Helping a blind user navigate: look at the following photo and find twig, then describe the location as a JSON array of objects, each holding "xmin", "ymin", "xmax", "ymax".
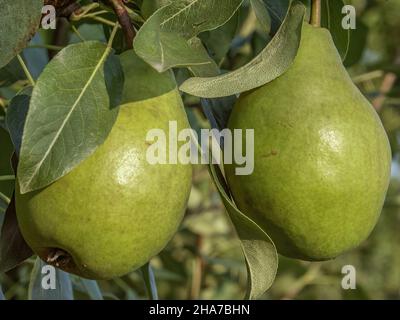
[
  {"xmin": 49, "ymin": 17, "xmax": 70, "ymax": 59},
  {"xmin": 311, "ymin": 0, "xmax": 321, "ymax": 27},
  {"xmin": 0, "ymin": 175, "xmax": 15, "ymax": 181},
  {"xmin": 108, "ymin": 0, "xmax": 136, "ymax": 48},
  {"xmin": 43, "ymin": 0, "xmax": 81, "ymax": 18},
  {"xmin": 17, "ymin": 55, "xmax": 35, "ymax": 86}
]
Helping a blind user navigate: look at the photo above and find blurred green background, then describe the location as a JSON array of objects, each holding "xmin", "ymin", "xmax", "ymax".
[{"xmin": 1, "ymin": 0, "xmax": 400, "ymax": 299}]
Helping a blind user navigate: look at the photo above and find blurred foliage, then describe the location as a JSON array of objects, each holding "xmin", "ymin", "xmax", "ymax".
[{"xmin": 1, "ymin": 0, "xmax": 400, "ymax": 300}]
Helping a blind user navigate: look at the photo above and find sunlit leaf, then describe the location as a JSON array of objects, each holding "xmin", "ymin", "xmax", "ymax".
[
  {"xmin": 208, "ymin": 161, "xmax": 278, "ymax": 299},
  {"xmin": 134, "ymin": 0, "xmax": 244, "ymax": 72},
  {"xmin": 17, "ymin": 41, "xmax": 124, "ymax": 194},
  {"xmin": 180, "ymin": 1, "xmax": 306, "ymax": 98}
]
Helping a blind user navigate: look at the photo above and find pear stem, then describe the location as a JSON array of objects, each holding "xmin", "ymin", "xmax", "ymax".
[{"xmin": 311, "ymin": 0, "xmax": 321, "ymax": 27}]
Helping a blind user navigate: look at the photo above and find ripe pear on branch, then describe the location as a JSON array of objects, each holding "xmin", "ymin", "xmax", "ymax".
[{"xmin": 225, "ymin": 23, "xmax": 391, "ymax": 261}]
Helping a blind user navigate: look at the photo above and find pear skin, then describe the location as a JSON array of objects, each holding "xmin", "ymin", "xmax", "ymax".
[
  {"xmin": 225, "ymin": 23, "xmax": 391, "ymax": 261},
  {"xmin": 15, "ymin": 89, "xmax": 192, "ymax": 279}
]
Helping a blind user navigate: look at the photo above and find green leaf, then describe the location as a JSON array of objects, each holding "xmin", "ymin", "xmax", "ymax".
[
  {"xmin": 250, "ymin": 0, "xmax": 273, "ymax": 33},
  {"xmin": 186, "ymin": 37, "xmax": 220, "ymax": 77},
  {"xmin": 0, "ymin": 57, "xmax": 25, "ymax": 87},
  {"xmin": 201, "ymin": 96, "xmax": 236, "ymax": 131},
  {"xmin": 141, "ymin": 263, "xmax": 159, "ymax": 300},
  {"xmin": 0, "ymin": 0, "xmax": 43, "ymax": 68},
  {"xmin": 17, "ymin": 41, "xmax": 124, "ymax": 194},
  {"xmin": 119, "ymin": 50, "xmax": 176, "ymax": 104},
  {"xmin": 200, "ymin": 12, "xmax": 239, "ymax": 65},
  {"xmin": 180, "ymin": 1, "xmax": 306, "ymax": 98},
  {"xmin": 344, "ymin": 20, "xmax": 368, "ymax": 67},
  {"xmin": 0, "ymin": 191, "xmax": 33, "ymax": 273},
  {"xmin": 6, "ymin": 86, "xmax": 32, "ymax": 155},
  {"xmin": 79, "ymin": 278, "xmax": 103, "ymax": 300},
  {"xmin": 321, "ymin": 0, "xmax": 350, "ymax": 61},
  {"xmin": 252, "ymin": 0, "xmax": 290, "ymax": 35},
  {"xmin": 0, "ymin": 127, "xmax": 14, "ymax": 198},
  {"xmin": 208, "ymin": 161, "xmax": 278, "ymax": 299},
  {"xmin": 134, "ymin": 0, "xmax": 244, "ymax": 72},
  {"xmin": 29, "ymin": 258, "xmax": 74, "ymax": 300},
  {"xmin": 141, "ymin": 0, "xmax": 173, "ymax": 19}
]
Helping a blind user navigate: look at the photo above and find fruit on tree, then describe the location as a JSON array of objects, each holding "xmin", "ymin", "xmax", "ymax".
[
  {"xmin": 224, "ymin": 23, "xmax": 392, "ymax": 261},
  {"xmin": 15, "ymin": 89, "xmax": 192, "ymax": 279}
]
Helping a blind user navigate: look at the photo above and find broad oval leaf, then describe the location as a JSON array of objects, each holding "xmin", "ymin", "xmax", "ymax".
[
  {"xmin": 321, "ymin": 0, "xmax": 350, "ymax": 61},
  {"xmin": 208, "ymin": 161, "xmax": 278, "ymax": 299},
  {"xmin": 29, "ymin": 258, "xmax": 74, "ymax": 300},
  {"xmin": 18, "ymin": 41, "xmax": 124, "ymax": 194},
  {"xmin": 134, "ymin": 0, "xmax": 244, "ymax": 72},
  {"xmin": 0, "ymin": 0, "xmax": 43, "ymax": 68},
  {"xmin": 179, "ymin": 1, "xmax": 306, "ymax": 98}
]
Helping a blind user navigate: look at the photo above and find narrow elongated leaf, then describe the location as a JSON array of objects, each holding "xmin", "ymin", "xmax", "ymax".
[
  {"xmin": 321, "ymin": 0, "xmax": 350, "ymax": 61},
  {"xmin": 141, "ymin": 263, "xmax": 158, "ymax": 300},
  {"xmin": 18, "ymin": 41, "xmax": 124, "ymax": 194},
  {"xmin": 208, "ymin": 160, "xmax": 278, "ymax": 299},
  {"xmin": 0, "ymin": 191, "xmax": 33, "ymax": 272},
  {"xmin": 29, "ymin": 258, "xmax": 73, "ymax": 300},
  {"xmin": 0, "ymin": 284, "xmax": 5, "ymax": 300},
  {"xmin": 134, "ymin": 0, "xmax": 244, "ymax": 72},
  {"xmin": 0, "ymin": 0, "xmax": 43, "ymax": 68},
  {"xmin": 79, "ymin": 278, "xmax": 103, "ymax": 300},
  {"xmin": 265, "ymin": 0, "xmax": 291, "ymax": 34},
  {"xmin": 251, "ymin": 0, "xmax": 272, "ymax": 33},
  {"xmin": 6, "ymin": 87, "xmax": 32, "ymax": 155},
  {"xmin": 180, "ymin": 1, "xmax": 306, "ymax": 98}
]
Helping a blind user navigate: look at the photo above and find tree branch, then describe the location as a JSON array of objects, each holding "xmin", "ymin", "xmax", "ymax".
[
  {"xmin": 44, "ymin": 0, "xmax": 81, "ymax": 18},
  {"xmin": 107, "ymin": 0, "xmax": 136, "ymax": 48}
]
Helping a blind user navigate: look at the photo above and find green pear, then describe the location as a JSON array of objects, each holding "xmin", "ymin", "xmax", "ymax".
[
  {"xmin": 15, "ymin": 88, "xmax": 192, "ymax": 279},
  {"xmin": 224, "ymin": 23, "xmax": 391, "ymax": 261}
]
